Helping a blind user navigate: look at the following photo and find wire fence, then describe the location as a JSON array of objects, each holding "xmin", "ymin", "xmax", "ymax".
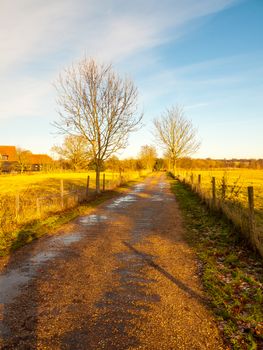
[
  {"xmin": 0, "ymin": 171, "xmax": 140, "ymax": 237},
  {"xmin": 174, "ymin": 170, "xmax": 263, "ymax": 258}
]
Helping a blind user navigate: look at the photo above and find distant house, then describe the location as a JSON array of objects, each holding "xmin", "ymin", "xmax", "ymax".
[
  {"xmin": 29, "ymin": 154, "xmax": 53, "ymax": 171},
  {"xmin": 0, "ymin": 146, "xmax": 17, "ymax": 162},
  {"xmin": 0, "ymin": 146, "xmax": 18, "ymax": 172},
  {"xmin": 0, "ymin": 146, "xmax": 53, "ymax": 172}
]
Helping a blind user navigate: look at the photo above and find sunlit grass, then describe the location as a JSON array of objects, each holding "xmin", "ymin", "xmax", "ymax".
[
  {"xmin": 175, "ymin": 169, "xmax": 263, "ymax": 258},
  {"xmin": 0, "ymin": 170, "xmax": 147, "ymax": 253},
  {"xmin": 0, "ymin": 171, "xmax": 138, "ymax": 196},
  {"xmin": 176, "ymin": 169, "xmax": 263, "ymax": 211}
]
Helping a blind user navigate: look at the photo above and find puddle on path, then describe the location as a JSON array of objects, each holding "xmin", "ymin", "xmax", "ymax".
[
  {"xmin": 50, "ymin": 233, "xmax": 83, "ymax": 246},
  {"xmin": 106, "ymin": 195, "xmax": 137, "ymax": 210},
  {"xmin": 78, "ymin": 214, "xmax": 108, "ymax": 225},
  {"xmin": 0, "ymin": 210, "xmax": 112, "ymax": 306},
  {"xmin": 0, "ymin": 232, "xmax": 84, "ymax": 305},
  {"xmin": 0, "ymin": 270, "xmax": 31, "ymax": 304},
  {"xmin": 29, "ymin": 251, "xmax": 58, "ymax": 265},
  {"xmin": 132, "ymin": 183, "xmax": 145, "ymax": 193},
  {"xmin": 106, "ymin": 182, "xmax": 146, "ymax": 210},
  {"xmin": 151, "ymin": 194, "xmax": 163, "ymax": 202}
]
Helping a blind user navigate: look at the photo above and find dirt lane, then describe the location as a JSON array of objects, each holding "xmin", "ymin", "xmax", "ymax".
[{"xmin": 0, "ymin": 173, "xmax": 224, "ymax": 349}]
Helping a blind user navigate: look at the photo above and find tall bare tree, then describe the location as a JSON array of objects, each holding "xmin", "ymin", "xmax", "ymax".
[
  {"xmin": 54, "ymin": 57, "xmax": 142, "ymax": 193},
  {"xmin": 153, "ymin": 106, "xmax": 200, "ymax": 172}
]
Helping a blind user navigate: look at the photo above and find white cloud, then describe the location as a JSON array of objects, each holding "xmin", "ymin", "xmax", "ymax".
[{"xmin": 0, "ymin": 0, "xmax": 238, "ymax": 122}]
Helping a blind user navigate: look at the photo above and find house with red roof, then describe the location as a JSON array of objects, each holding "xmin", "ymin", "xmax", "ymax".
[{"xmin": 0, "ymin": 146, "xmax": 53, "ymax": 172}]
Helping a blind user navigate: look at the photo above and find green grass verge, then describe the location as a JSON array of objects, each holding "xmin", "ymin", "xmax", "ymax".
[
  {"xmin": 0, "ymin": 181, "xmax": 138, "ymax": 256},
  {"xmin": 170, "ymin": 178, "xmax": 263, "ymax": 350}
]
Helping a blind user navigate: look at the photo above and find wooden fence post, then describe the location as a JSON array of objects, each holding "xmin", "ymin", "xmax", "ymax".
[
  {"xmin": 86, "ymin": 175, "xmax": 90, "ymax": 199},
  {"xmin": 15, "ymin": 194, "xmax": 20, "ymax": 218},
  {"xmin": 212, "ymin": 177, "xmax": 216, "ymax": 207},
  {"xmin": 103, "ymin": 173, "xmax": 106, "ymax": 191},
  {"xmin": 60, "ymin": 179, "xmax": 64, "ymax": 208},
  {"xmin": 190, "ymin": 173, "xmax": 194, "ymax": 188},
  {"xmin": 198, "ymin": 174, "xmax": 201, "ymax": 187},
  {"xmin": 248, "ymin": 186, "xmax": 255, "ymax": 241}
]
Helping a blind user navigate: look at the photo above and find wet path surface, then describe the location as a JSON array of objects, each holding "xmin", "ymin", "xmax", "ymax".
[{"xmin": 0, "ymin": 174, "xmax": 224, "ymax": 349}]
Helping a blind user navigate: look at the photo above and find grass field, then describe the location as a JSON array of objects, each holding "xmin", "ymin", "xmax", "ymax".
[
  {"xmin": 176, "ymin": 169, "xmax": 263, "ymax": 212},
  {"xmin": 0, "ymin": 170, "xmax": 146, "ymax": 252},
  {"xmin": 0, "ymin": 170, "xmax": 142, "ymax": 196},
  {"xmin": 175, "ymin": 168, "xmax": 263, "ymax": 258}
]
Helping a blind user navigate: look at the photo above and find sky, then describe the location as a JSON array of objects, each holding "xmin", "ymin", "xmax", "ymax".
[{"xmin": 0, "ymin": 0, "xmax": 262, "ymax": 159}]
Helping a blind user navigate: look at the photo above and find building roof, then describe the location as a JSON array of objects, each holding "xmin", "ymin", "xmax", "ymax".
[
  {"xmin": 0, "ymin": 146, "xmax": 17, "ymax": 161},
  {"xmin": 29, "ymin": 154, "xmax": 53, "ymax": 164},
  {"xmin": 0, "ymin": 146, "xmax": 53, "ymax": 164}
]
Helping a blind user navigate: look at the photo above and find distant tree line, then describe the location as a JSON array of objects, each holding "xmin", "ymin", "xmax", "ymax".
[
  {"xmin": 2, "ymin": 142, "xmax": 262, "ymax": 175},
  {"xmin": 175, "ymin": 157, "xmax": 263, "ymax": 169},
  {"xmin": 51, "ymin": 135, "xmax": 263, "ymax": 172}
]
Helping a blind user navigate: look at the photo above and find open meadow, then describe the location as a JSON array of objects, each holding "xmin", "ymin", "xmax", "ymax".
[
  {"xmin": 0, "ymin": 171, "xmax": 140, "ymax": 196},
  {"xmin": 176, "ymin": 168, "xmax": 263, "ymax": 212},
  {"xmin": 0, "ymin": 170, "xmax": 145, "ymax": 251},
  {"xmin": 176, "ymin": 168, "xmax": 263, "ymax": 257}
]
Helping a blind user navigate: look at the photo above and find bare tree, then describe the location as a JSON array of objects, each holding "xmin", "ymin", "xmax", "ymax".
[
  {"xmin": 16, "ymin": 148, "xmax": 31, "ymax": 173},
  {"xmin": 153, "ymin": 106, "xmax": 200, "ymax": 172},
  {"xmin": 139, "ymin": 145, "xmax": 157, "ymax": 171},
  {"xmin": 54, "ymin": 57, "xmax": 142, "ymax": 193},
  {"xmin": 52, "ymin": 135, "xmax": 91, "ymax": 171}
]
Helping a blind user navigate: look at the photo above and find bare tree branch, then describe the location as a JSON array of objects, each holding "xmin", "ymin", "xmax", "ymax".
[
  {"xmin": 54, "ymin": 57, "xmax": 142, "ymax": 193},
  {"xmin": 153, "ymin": 105, "xmax": 200, "ymax": 172}
]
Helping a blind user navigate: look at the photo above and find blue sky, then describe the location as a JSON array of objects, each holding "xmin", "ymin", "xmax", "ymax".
[{"xmin": 0, "ymin": 0, "xmax": 262, "ymax": 159}]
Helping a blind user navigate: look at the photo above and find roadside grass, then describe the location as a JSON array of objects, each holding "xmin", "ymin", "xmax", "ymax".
[
  {"xmin": 0, "ymin": 181, "xmax": 137, "ymax": 257},
  {"xmin": 170, "ymin": 179, "xmax": 263, "ymax": 350}
]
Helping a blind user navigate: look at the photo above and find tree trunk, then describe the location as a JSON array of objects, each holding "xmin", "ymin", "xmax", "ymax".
[{"xmin": 95, "ymin": 164, "xmax": 101, "ymax": 194}]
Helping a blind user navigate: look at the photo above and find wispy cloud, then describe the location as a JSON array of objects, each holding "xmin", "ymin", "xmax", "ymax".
[
  {"xmin": 185, "ymin": 102, "xmax": 209, "ymax": 110},
  {"xmin": 0, "ymin": 0, "xmax": 238, "ymax": 122},
  {"xmin": 137, "ymin": 51, "xmax": 263, "ymax": 114}
]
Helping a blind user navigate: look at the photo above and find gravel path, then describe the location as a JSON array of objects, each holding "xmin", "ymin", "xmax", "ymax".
[{"xmin": 0, "ymin": 173, "xmax": 224, "ymax": 349}]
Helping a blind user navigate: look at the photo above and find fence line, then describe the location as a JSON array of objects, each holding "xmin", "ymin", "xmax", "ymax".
[
  {"xmin": 174, "ymin": 171, "xmax": 263, "ymax": 258},
  {"xmin": 0, "ymin": 171, "xmax": 142, "ymax": 237}
]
